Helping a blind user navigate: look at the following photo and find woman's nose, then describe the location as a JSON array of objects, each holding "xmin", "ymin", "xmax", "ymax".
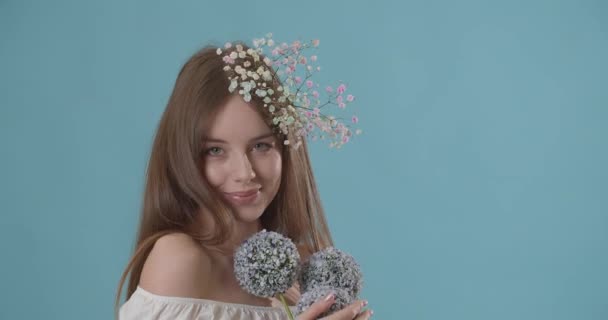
[{"xmin": 231, "ymin": 153, "xmax": 256, "ymax": 182}]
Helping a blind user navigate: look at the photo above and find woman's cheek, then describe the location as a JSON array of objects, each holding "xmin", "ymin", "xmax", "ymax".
[
  {"xmin": 262, "ymin": 151, "xmax": 282, "ymax": 181},
  {"xmin": 204, "ymin": 161, "xmax": 224, "ymax": 187}
]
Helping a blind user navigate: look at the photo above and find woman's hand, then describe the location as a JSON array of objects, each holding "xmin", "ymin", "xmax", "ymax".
[{"xmin": 297, "ymin": 294, "xmax": 373, "ymax": 320}]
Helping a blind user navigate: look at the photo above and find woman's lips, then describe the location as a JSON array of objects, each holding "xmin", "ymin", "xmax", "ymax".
[{"xmin": 223, "ymin": 189, "xmax": 260, "ymax": 205}]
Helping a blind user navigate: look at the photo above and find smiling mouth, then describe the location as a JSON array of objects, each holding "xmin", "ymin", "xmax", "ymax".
[
  {"xmin": 223, "ymin": 189, "xmax": 261, "ymax": 205},
  {"xmin": 225, "ymin": 189, "xmax": 260, "ymax": 197}
]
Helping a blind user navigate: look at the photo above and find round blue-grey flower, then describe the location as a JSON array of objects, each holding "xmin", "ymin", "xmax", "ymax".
[
  {"xmin": 234, "ymin": 230, "xmax": 300, "ymax": 297},
  {"xmin": 299, "ymin": 247, "xmax": 363, "ymax": 298}
]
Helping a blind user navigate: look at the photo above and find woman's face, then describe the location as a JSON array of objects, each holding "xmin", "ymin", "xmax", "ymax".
[{"xmin": 202, "ymin": 95, "xmax": 282, "ymax": 223}]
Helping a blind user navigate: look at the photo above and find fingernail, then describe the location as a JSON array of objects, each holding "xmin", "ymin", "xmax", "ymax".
[{"xmin": 324, "ymin": 293, "xmax": 334, "ymax": 302}]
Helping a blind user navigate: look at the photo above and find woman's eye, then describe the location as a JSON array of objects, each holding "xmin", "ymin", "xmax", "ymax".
[
  {"xmin": 253, "ymin": 142, "xmax": 272, "ymax": 151},
  {"xmin": 206, "ymin": 147, "xmax": 224, "ymax": 156}
]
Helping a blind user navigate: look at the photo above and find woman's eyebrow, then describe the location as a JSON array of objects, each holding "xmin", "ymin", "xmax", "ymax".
[
  {"xmin": 249, "ymin": 133, "xmax": 275, "ymax": 142},
  {"xmin": 203, "ymin": 133, "xmax": 275, "ymax": 144}
]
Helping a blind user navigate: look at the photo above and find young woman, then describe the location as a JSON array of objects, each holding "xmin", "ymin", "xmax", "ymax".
[{"xmin": 115, "ymin": 39, "xmax": 372, "ymax": 319}]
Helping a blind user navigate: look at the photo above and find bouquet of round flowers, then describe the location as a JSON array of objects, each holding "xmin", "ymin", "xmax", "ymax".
[
  {"xmin": 234, "ymin": 230, "xmax": 364, "ymax": 319},
  {"xmin": 234, "ymin": 230, "xmax": 300, "ymax": 319}
]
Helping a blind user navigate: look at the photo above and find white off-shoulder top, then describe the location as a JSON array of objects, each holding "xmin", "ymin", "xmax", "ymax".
[{"xmin": 119, "ymin": 286, "xmax": 295, "ymax": 320}]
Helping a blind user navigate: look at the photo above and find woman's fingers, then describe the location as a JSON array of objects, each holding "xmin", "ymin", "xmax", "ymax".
[
  {"xmin": 282, "ymin": 285, "xmax": 301, "ymax": 305},
  {"xmin": 323, "ymin": 300, "xmax": 369, "ymax": 320},
  {"xmin": 354, "ymin": 309, "xmax": 373, "ymax": 320},
  {"xmin": 297, "ymin": 295, "xmax": 373, "ymax": 320},
  {"xmin": 297, "ymin": 293, "xmax": 335, "ymax": 320}
]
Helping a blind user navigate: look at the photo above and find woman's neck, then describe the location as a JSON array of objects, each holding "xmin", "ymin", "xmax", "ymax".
[
  {"xmin": 193, "ymin": 212, "xmax": 263, "ymax": 254},
  {"xmin": 219, "ymin": 218, "xmax": 262, "ymax": 253}
]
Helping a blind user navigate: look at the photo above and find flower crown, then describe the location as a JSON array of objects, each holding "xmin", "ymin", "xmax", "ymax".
[{"xmin": 216, "ymin": 33, "xmax": 361, "ymax": 149}]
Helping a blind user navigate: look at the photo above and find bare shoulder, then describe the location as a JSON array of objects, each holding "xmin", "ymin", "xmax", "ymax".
[{"xmin": 139, "ymin": 232, "xmax": 213, "ymax": 298}]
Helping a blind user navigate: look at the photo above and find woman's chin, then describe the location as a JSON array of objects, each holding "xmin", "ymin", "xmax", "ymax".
[{"xmin": 233, "ymin": 208, "xmax": 265, "ymax": 223}]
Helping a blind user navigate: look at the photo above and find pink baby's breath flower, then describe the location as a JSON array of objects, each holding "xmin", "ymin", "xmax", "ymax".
[
  {"xmin": 326, "ymin": 86, "xmax": 333, "ymax": 93},
  {"xmin": 302, "ymin": 96, "xmax": 310, "ymax": 107},
  {"xmin": 342, "ymin": 136, "xmax": 349, "ymax": 144},
  {"xmin": 347, "ymin": 94, "xmax": 354, "ymax": 102},
  {"xmin": 336, "ymin": 96, "xmax": 343, "ymax": 103},
  {"xmin": 300, "ymin": 56, "xmax": 307, "ymax": 64},
  {"xmin": 295, "ymin": 76, "xmax": 302, "ymax": 84},
  {"xmin": 306, "ymin": 80, "xmax": 313, "ymax": 88},
  {"xmin": 272, "ymin": 48, "xmax": 280, "ymax": 56},
  {"xmin": 312, "ymin": 39, "xmax": 320, "ymax": 47},
  {"xmin": 352, "ymin": 115, "xmax": 359, "ymax": 124},
  {"xmin": 224, "ymin": 42, "xmax": 232, "ymax": 49},
  {"xmin": 339, "ymin": 102, "xmax": 346, "ymax": 109},
  {"xmin": 310, "ymin": 55, "xmax": 317, "ymax": 62},
  {"xmin": 313, "ymin": 108, "xmax": 320, "ymax": 116},
  {"xmin": 337, "ymin": 84, "xmax": 347, "ymax": 94},
  {"xmin": 312, "ymin": 90, "xmax": 319, "ymax": 98},
  {"xmin": 292, "ymin": 41, "xmax": 301, "ymax": 53}
]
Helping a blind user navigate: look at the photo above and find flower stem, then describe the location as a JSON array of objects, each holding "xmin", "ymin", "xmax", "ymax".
[{"xmin": 278, "ymin": 293, "xmax": 295, "ymax": 320}]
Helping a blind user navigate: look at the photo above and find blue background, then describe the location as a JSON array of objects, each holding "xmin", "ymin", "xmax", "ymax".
[{"xmin": 1, "ymin": 0, "xmax": 606, "ymax": 319}]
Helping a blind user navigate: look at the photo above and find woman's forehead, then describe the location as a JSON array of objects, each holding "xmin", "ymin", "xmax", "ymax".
[{"xmin": 205, "ymin": 95, "xmax": 273, "ymax": 142}]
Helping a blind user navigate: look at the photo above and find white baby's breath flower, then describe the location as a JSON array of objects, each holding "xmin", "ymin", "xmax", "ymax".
[
  {"xmin": 255, "ymin": 89, "xmax": 267, "ymax": 97},
  {"xmin": 264, "ymin": 57, "xmax": 272, "ymax": 66},
  {"xmin": 228, "ymin": 80, "xmax": 238, "ymax": 93}
]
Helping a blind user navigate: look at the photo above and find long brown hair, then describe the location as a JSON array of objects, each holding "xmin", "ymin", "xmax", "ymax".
[{"xmin": 115, "ymin": 43, "xmax": 333, "ymax": 313}]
